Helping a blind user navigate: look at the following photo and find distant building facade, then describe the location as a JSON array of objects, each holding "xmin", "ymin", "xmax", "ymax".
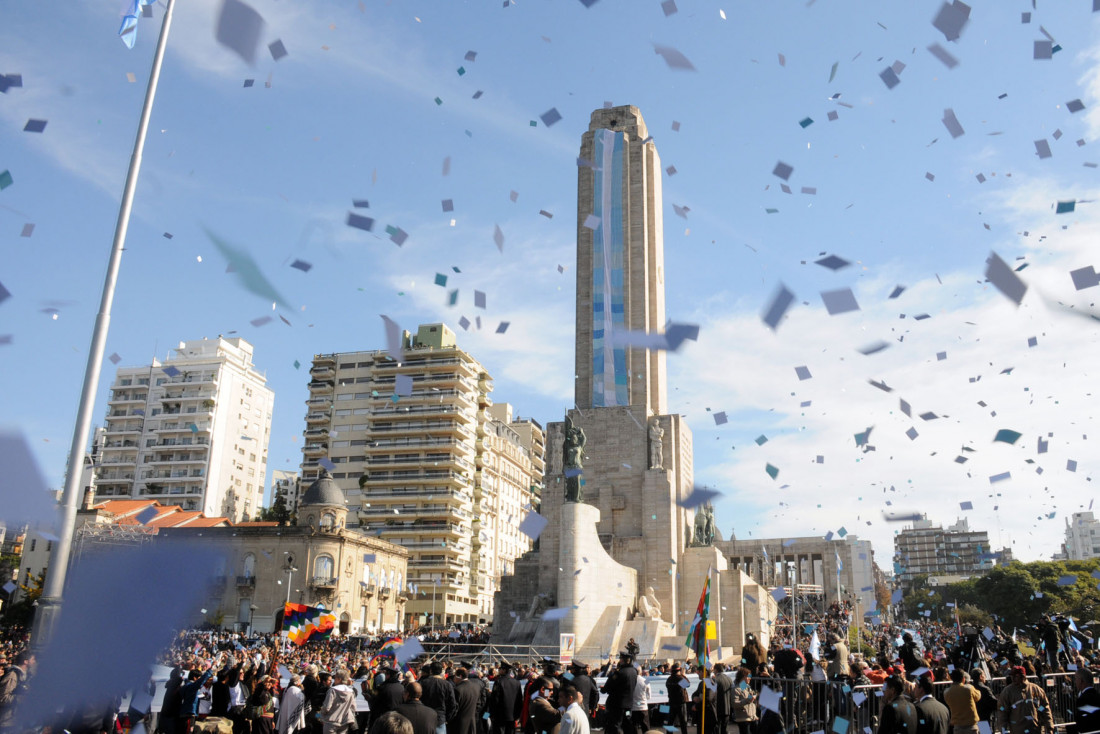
[
  {"xmin": 94, "ymin": 337, "xmax": 274, "ymax": 522},
  {"xmin": 721, "ymin": 534, "xmax": 879, "ymax": 616},
  {"xmin": 893, "ymin": 516, "xmax": 995, "ymax": 591},
  {"xmin": 300, "ymin": 324, "xmax": 544, "ymax": 626},
  {"xmin": 271, "ymin": 470, "xmax": 301, "ymax": 517},
  {"xmin": 1061, "ymin": 511, "xmax": 1100, "ymax": 560}
]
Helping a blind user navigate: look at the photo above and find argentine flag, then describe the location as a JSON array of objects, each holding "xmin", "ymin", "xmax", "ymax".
[{"xmin": 119, "ymin": 0, "xmax": 156, "ymax": 49}]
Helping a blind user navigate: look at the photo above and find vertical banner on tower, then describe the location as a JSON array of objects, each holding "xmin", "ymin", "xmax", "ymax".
[
  {"xmin": 590, "ymin": 128, "xmax": 628, "ymax": 408},
  {"xmin": 559, "ymin": 633, "xmax": 576, "ymax": 665}
]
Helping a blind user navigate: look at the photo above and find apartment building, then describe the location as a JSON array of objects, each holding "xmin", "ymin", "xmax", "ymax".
[
  {"xmin": 300, "ymin": 323, "xmax": 544, "ymax": 625},
  {"xmin": 95, "ymin": 337, "xmax": 273, "ymax": 522}
]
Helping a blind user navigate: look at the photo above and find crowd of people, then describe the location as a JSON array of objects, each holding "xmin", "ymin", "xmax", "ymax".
[{"xmin": 0, "ymin": 613, "xmax": 1098, "ymax": 734}]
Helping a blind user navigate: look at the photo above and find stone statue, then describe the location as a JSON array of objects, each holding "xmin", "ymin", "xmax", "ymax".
[
  {"xmin": 529, "ymin": 592, "xmax": 554, "ymax": 618},
  {"xmin": 637, "ymin": 586, "xmax": 662, "ymax": 620},
  {"xmin": 563, "ymin": 415, "xmax": 586, "ymax": 503},
  {"xmin": 692, "ymin": 503, "xmax": 715, "ymax": 546},
  {"xmin": 221, "ymin": 488, "xmax": 239, "ymax": 523},
  {"xmin": 648, "ymin": 417, "xmax": 664, "ymax": 469}
]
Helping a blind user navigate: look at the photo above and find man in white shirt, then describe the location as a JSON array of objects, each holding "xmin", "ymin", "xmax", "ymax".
[{"xmin": 557, "ymin": 685, "xmax": 590, "ymax": 734}]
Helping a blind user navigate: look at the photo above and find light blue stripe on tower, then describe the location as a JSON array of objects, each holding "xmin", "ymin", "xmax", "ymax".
[{"xmin": 592, "ymin": 129, "xmax": 628, "ymax": 407}]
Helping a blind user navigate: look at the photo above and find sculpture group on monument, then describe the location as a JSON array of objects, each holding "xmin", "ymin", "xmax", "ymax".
[{"xmin": 492, "ymin": 105, "xmax": 777, "ymax": 663}]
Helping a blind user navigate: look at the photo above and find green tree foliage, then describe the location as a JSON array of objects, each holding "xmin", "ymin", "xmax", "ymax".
[{"xmin": 937, "ymin": 559, "xmax": 1100, "ymax": 629}]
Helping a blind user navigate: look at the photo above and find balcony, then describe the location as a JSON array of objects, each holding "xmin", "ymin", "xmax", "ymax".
[
  {"xmin": 310, "ymin": 366, "xmax": 336, "ymax": 380},
  {"xmin": 306, "ymin": 411, "xmax": 330, "ymax": 424},
  {"xmin": 313, "ymin": 353, "xmax": 337, "ymax": 366},
  {"xmin": 304, "ymin": 428, "xmax": 329, "ymax": 438},
  {"xmin": 303, "ymin": 443, "xmax": 328, "ymax": 456},
  {"xmin": 359, "ymin": 583, "xmax": 376, "ymax": 598},
  {"xmin": 379, "ymin": 586, "xmax": 391, "ymax": 598},
  {"xmin": 306, "ymin": 396, "xmax": 332, "ymax": 406},
  {"xmin": 310, "ymin": 576, "xmax": 338, "ymax": 590},
  {"xmin": 308, "ymin": 381, "xmax": 334, "ymax": 393},
  {"xmin": 236, "ymin": 576, "xmax": 256, "ymax": 588}
]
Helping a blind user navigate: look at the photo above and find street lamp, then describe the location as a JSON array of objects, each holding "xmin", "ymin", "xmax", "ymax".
[
  {"xmin": 248, "ymin": 604, "xmax": 258, "ymax": 636},
  {"xmin": 286, "ymin": 566, "xmax": 298, "ymax": 604}
]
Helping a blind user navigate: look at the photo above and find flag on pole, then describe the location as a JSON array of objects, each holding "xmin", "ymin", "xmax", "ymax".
[
  {"xmin": 282, "ymin": 602, "xmax": 337, "ymax": 646},
  {"xmin": 809, "ymin": 629, "xmax": 821, "ymax": 660},
  {"xmin": 685, "ymin": 572, "xmax": 711, "ymax": 668},
  {"xmin": 954, "ymin": 599, "xmax": 962, "ymax": 639},
  {"xmin": 119, "ymin": 0, "xmax": 156, "ymax": 49}
]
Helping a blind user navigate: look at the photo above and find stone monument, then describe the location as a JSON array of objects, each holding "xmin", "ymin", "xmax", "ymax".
[{"xmin": 493, "ymin": 106, "xmax": 775, "ymax": 663}]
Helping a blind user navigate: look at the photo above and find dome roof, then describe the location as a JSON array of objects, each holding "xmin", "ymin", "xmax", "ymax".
[{"xmin": 300, "ymin": 469, "xmax": 346, "ymax": 508}]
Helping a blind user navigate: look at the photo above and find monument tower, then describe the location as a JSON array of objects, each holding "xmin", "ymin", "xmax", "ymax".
[
  {"xmin": 575, "ymin": 106, "xmax": 668, "ymax": 416},
  {"xmin": 493, "ymin": 106, "xmax": 774, "ymax": 660}
]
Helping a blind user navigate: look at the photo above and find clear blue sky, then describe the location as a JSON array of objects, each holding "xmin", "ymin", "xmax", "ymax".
[{"xmin": 3, "ymin": 0, "xmax": 1099, "ymax": 564}]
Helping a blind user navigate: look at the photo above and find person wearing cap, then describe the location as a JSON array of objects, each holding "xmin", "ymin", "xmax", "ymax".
[
  {"xmin": 996, "ymin": 667, "xmax": 1053, "ymax": 734},
  {"xmin": 665, "ymin": 663, "xmax": 689, "ymax": 734},
  {"xmin": 489, "ymin": 663, "xmax": 523, "ymax": 734},
  {"xmin": 601, "ymin": 652, "xmax": 638, "ymax": 734},
  {"xmin": 449, "ymin": 667, "xmax": 481, "ymax": 734},
  {"xmin": 568, "ymin": 663, "xmax": 599, "ymax": 726}
]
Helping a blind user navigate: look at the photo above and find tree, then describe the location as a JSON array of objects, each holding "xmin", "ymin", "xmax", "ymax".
[{"xmin": 1, "ymin": 569, "xmax": 45, "ymax": 628}]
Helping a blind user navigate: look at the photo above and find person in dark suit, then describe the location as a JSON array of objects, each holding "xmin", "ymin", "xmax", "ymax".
[
  {"xmin": 398, "ymin": 682, "xmax": 443, "ymax": 734},
  {"xmin": 568, "ymin": 663, "xmax": 599, "ymax": 727},
  {"xmin": 489, "ymin": 663, "xmax": 524, "ymax": 734},
  {"xmin": 421, "ymin": 662, "xmax": 457, "ymax": 734},
  {"xmin": 691, "ymin": 667, "xmax": 719, "ymax": 734},
  {"xmin": 1072, "ymin": 667, "xmax": 1100, "ymax": 734},
  {"xmin": 878, "ymin": 677, "xmax": 919, "ymax": 734},
  {"xmin": 528, "ymin": 678, "xmax": 562, "ymax": 734},
  {"xmin": 665, "ymin": 663, "xmax": 690, "ymax": 734},
  {"xmin": 712, "ymin": 664, "xmax": 733, "ymax": 734},
  {"xmin": 374, "ymin": 668, "xmax": 407, "ymax": 718},
  {"xmin": 913, "ymin": 677, "xmax": 949, "ymax": 734},
  {"xmin": 467, "ymin": 668, "xmax": 490, "ymax": 734},
  {"xmin": 450, "ymin": 668, "xmax": 481, "ymax": 734},
  {"xmin": 969, "ymin": 669, "xmax": 996, "ymax": 726},
  {"xmin": 600, "ymin": 653, "xmax": 637, "ymax": 734}
]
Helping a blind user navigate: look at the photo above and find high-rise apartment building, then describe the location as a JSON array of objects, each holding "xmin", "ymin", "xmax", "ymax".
[
  {"xmin": 300, "ymin": 323, "xmax": 544, "ymax": 625},
  {"xmin": 893, "ymin": 516, "xmax": 995, "ymax": 591},
  {"xmin": 1062, "ymin": 511, "xmax": 1100, "ymax": 560},
  {"xmin": 95, "ymin": 337, "xmax": 273, "ymax": 522}
]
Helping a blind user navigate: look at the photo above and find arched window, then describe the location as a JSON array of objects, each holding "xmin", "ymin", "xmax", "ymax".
[
  {"xmin": 363, "ymin": 564, "xmax": 372, "ymax": 585},
  {"xmin": 242, "ymin": 553, "xmax": 256, "ymax": 578},
  {"xmin": 396, "ymin": 571, "xmax": 403, "ymax": 592},
  {"xmin": 314, "ymin": 554, "xmax": 334, "ymax": 580},
  {"xmin": 320, "ymin": 512, "xmax": 335, "ymax": 530}
]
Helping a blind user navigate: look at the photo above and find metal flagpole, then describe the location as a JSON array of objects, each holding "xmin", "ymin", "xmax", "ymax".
[{"xmin": 32, "ymin": 0, "xmax": 177, "ymax": 648}]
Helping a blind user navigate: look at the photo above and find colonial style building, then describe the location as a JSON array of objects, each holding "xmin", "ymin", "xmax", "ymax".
[{"xmin": 159, "ymin": 470, "xmax": 409, "ymax": 635}]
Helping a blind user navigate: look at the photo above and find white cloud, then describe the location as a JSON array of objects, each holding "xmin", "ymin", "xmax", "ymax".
[{"xmin": 670, "ymin": 179, "xmax": 1100, "ymax": 563}]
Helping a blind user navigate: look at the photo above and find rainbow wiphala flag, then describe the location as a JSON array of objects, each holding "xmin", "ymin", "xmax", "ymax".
[{"xmin": 283, "ymin": 602, "xmax": 337, "ymax": 646}]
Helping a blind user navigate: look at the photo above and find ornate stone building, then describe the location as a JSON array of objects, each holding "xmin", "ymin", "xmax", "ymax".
[{"xmin": 159, "ymin": 470, "xmax": 409, "ymax": 635}]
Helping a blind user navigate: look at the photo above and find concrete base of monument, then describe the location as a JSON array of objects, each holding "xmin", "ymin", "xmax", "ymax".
[
  {"xmin": 559, "ymin": 501, "xmax": 638, "ymax": 654},
  {"xmin": 575, "ymin": 604, "xmax": 630, "ymax": 662}
]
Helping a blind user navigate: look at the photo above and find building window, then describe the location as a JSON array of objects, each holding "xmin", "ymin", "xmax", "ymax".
[
  {"xmin": 241, "ymin": 553, "xmax": 256, "ymax": 578},
  {"xmin": 315, "ymin": 555, "xmax": 334, "ymax": 579},
  {"xmin": 29, "ymin": 539, "xmax": 35, "ymax": 552}
]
